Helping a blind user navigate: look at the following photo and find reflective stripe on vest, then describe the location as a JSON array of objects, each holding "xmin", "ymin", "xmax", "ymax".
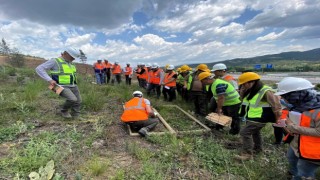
[
  {"xmin": 242, "ymin": 85, "xmax": 272, "ymax": 119},
  {"xmin": 121, "ymin": 97, "xmax": 149, "ymax": 122},
  {"xmin": 50, "ymin": 58, "xmax": 77, "ymax": 85},
  {"xmin": 211, "ymin": 79, "xmax": 241, "ymax": 106},
  {"xmin": 299, "ymin": 109, "xmax": 320, "ymax": 161},
  {"xmin": 163, "ymin": 72, "xmax": 176, "ymax": 87}
]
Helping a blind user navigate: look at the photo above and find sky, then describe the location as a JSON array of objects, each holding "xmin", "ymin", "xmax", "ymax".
[{"xmin": 0, "ymin": 0, "xmax": 319, "ymax": 68}]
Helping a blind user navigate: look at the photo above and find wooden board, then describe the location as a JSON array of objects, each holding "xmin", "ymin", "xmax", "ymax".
[{"xmin": 205, "ymin": 113, "xmax": 232, "ymax": 127}]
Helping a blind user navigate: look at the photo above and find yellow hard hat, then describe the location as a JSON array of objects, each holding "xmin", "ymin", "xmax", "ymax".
[
  {"xmin": 196, "ymin": 64, "xmax": 208, "ymax": 71},
  {"xmin": 205, "ymin": 69, "xmax": 211, "ymax": 73},
  {"xmin": 180, "ymin": 65, "xmax": 189, "ymax": 72},
  {"xmin": 198, "ymin": 72, "xmax": 212, "ymax": 81},
  {"xmin": 238, "ymin": 72, "xmax": 261, "ymax": 85},
  {"xmin": 177, "ymin": 68, "xmax": 181, "ymax": 72}
]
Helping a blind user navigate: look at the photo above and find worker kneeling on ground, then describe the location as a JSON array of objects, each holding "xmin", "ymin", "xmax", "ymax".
[{"xmin": 121, "ymin": 91, "xmax": 159, "ymax": 137}]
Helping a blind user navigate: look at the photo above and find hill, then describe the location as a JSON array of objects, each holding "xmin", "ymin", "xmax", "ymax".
[{"xmin": 187, "ymin": 48, "xmax": 320, "ymax": 69}]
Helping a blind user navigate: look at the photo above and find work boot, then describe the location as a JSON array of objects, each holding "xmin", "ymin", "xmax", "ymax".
[
  {"xmin": 138, "ymin": 127, "xmax": 149, "ymax": 137},
  {"xmin": 61, "ymin": 111, "xmax": 72, "ymax": 119}
]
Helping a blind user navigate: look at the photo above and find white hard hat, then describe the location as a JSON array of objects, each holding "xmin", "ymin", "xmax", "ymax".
[
  {"xmin": 132, "ymin": 90, "xmax": 143, "ymax": 97},
  {"xmin": 167, "ymin": 65, "xmax": 175, "ymax": 70},
  {"xmin": 126, "ymin": 62, "xmax": 130, "ymax": 65},
  {"xmin": 65, "ymin": 47, "xmax": 81, "ymax": 58},
  {"xmin": 146, "ymin": 63, "xmax": 151, "ymax": 67},
  {"xmin": 275, "ymin": 77, "xmax": 315, "ymax": 96},
  {"xmin": 151, "ymin": 63, "xmax": 159, "ymax": 69},
  {"xmin": 211, "ymin": 63, "xmax": 227, "ymax": 72},
  {"xmin": 115, "ymin": 61, "xmax": 119, "ymax": 64},
  {"xmin": 140, "ymin": 63, "xmax": 145, "ymax": 66}
]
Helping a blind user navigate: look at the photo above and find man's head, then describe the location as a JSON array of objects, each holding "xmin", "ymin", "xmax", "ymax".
[
  {"xmin": 211, "ymin": 63, "xmax": 227, "ymax": 77},
  {"xmin": 114, "ymin": 61, "xmax": 119, "ymax": 65},
  {"xmin": 167, "ymin": 65, "xmax": 174, "ymax": 72},
  {"xmin": 104, "ymin": 59, "xmax": 108, "ymax": 62},
  {"xmin": 132, "ymin": 90, "xmax": 143, "ymax": 97},
  {"xmin": 151, "ymin": 63, "xmax": 159, "ymax": 71},
  {"xmin": 97, "ymin": 59, "xmax": 102, "ymax": 63},
  {"xmin": 63, "ymin": 47, "xmax": 81, "ymax": 61},
  {"xmin": 198, "ymin": 72, "xmax": 214, "ymax": 85}
]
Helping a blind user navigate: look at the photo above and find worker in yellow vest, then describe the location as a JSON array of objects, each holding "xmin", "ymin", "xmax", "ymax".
[{"xmin": 121, "ymin": 91, "xmax": 159, "ymax": 137}]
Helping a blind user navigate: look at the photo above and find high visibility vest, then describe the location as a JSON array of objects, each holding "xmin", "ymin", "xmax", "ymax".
[
  {"xmin": 121, "ymin": 97, "xmax": 149, "ymax": 122},
  {"xmin": 148, "ymin": 70, "xmax": 153, "ymax": 83},
  {"xmin": 163, "ymin": 72, "xmax": 176, "ymax": 87},
  {"xmin": 112, "ymin": 65, "xmax": 121, "ymax": 74},
  {"xmin": 186, "ymin": 73, "xmax": 194, "ymax": 90},
  {"xmin": 140, "ymin": 67, "xmax": 148, "ymax": 80},
  {"xmin": 177, "ymin": 74, "xmax": 185, "ymax": 85},
  {"xmin": 211, "ymin": 79, "xmax": 240, "ymax": 106},
  {"xmin": 125, "ymin": 67, "xmax": 132, "ymax": 75},
  {"xmin": 94, "ymin": 62, "xmax": 104, "ymax": 70},
  {"xmin": 50, "ymin": 58, "xmax": 77, "ymax": 85},
  {"xmin": 298, "ymin": 109, "xmax": 320, "ymax": 161},
  {"xmin": 104, "ymin": 62, "xmax": 112, "ymax": 69},
  {"xmin": 240, "ymin": 85, "xmax": 276, "ymax": 123},
  {"xmin": 150, "ymin": 69, "xmax": 162, "ymax": 85}
]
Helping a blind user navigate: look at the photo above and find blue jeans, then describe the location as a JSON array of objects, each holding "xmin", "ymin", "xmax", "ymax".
[
  {"xmin": 95, "ymin": 73, "xmax": 105, "ymax": 84},
  {"xmin": 287, "ymin": 147, "xmax": 319, "ymax": 179}
]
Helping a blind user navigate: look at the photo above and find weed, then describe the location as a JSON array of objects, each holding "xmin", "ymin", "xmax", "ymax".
[
  {"xmin": 126, "ymin": 142, "xmax": 155, "ymax": 162},
  {"xmin": 135, "ymin": 161, "xmax": 164, "ymax": 180},
  {"xmin": 87, "ymin": 157, "xmax": 109, "ymax": 176},
  {"xmin": 110, "ymin": 169, "xmax": 125, "ymax": 180}
]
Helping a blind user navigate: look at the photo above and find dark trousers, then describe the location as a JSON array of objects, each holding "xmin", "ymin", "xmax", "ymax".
[
  {"xmin": 162, "ymin": 86, "xmax": 176, "ymax": 101},
  {"xmin": 189, "ymin": 91, "xmax": 207, "ymax": 116},
  {"xmin": 223, "ymin": 103, "xmax": 241, "ymax": 134},
  {"xmin": 273, "ymin": 126, "xmax": 285, "ymax": 144},
  {"xmin": 111, "ymin": 74, "xmax": 121, "ymax": 84},
  {"xmin": 139, "ymin": 79, "xmax": 147, "ymax": 89},
  {"xmin": 147, "ymin": 83, "xmax": 161, "ymax": 98},
  {"xmin": 240, "ymin": 121, "xmax": 266, "ymax": 154},
  {"xmin": 125, "ymin": 75, "xmax": 132, "ymax": 85},
  {"xmin": 105, "ymin": 69, "xmax": 111, "ymax": 83},
  {"xmin": 176, "ymin": 84, "xmax": 183, "ymax": 96},
  {"xmin": 128, "ymin": 118, "xmax": 159, "ymax": 131}
]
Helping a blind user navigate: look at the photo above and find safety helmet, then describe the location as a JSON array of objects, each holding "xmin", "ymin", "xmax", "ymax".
[
  {"xmin": 212, "ymin": 63, "xmax": 227, "ymax": 72},
  {"xmin": 126, "ymin": 62, "xmax": 130, "ymax": 65},
  {"xmin": 180, "ymin": 65, "xmax": 189, "ymax": 72},
  {"xmin": 146, "ymin": 63, "xmax": 151, "ymax": 68},
  {"xmin": 151, "ymin": 63, "xmax": 159, "ymax": 69},
  {"xmin": 167, "ymin": 65, "xmax": 175, "ymax": 70},
  {"xmin": 177, "ymin": 68, "xmax": 181, "ymax": 72},
  {"xmin": 198, "ymin": 72, "xmax": 213, "ymax": 81},
  {"xmin": 238, "ymin": 72, "xmax": 260, "ymax": 85},
  {"xmin": 114, "ymin": 61, "xmax": 119, "ymax": 64},
  {"xmin": 132, "ymin": 90, "xmax": 143, "ymax": 97},
  {"xmin": 140, "ymin": 63, "xmax": 145, "ymax": 66},
  {"xmin": 196, "ymin": 64, "xmax": 208, "ymax": 71},
  {"xmin": 275, "ymin": 77, "xmax": 314, "ymax": 96},
  {"xmin": 165, "ymin": 64, "xmax": 169, "ymax": 68},
  {"xmin": 65, "ymin": 47, "xmax": 81, "ymax": 58}
]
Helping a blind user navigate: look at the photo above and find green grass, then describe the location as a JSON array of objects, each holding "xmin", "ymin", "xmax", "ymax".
[{"xmin": 1, "ymin": 66, "xmax": 319, "ymax": 179}]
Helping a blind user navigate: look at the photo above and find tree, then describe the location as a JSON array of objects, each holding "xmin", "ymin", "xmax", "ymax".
[
  {"xmin": 0, "ymin": 38, "xmax": 11, "ymax": 55},
  {"xmin": 9, "ymin": 48, "xmax": 25, "ymax": 68}
]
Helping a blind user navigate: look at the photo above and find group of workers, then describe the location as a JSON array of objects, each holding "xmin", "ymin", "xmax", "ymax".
[
  {"xmin": 36, "ymin": 48, "xmax": 320, "ymax": 179},
  {"xmin": 93, "ymin": 59, "xmax": 133, "ymax": 85}
]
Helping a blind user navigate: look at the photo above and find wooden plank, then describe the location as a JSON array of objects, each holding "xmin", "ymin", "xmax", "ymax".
[
  {"xmin": 163, "ymin": 105, "xmax": 211, "ymax": 131},
  {"xmin": 152, "ymin": 107, "xmax": 176, "ymax": 134},
  {"xmin": 205, "ymin": 112, "xmax": 232, "ymax": 127},
  {"xmin": 177, "ymin": 129, "xmax": 211, "ymax": 135}
]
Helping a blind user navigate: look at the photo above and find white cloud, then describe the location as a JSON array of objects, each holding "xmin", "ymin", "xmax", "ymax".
[{"xmin": 66, "ymin": 33, "xmax": 96, "ymax": 46}]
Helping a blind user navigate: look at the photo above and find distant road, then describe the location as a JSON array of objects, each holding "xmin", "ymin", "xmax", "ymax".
[{"xmin": 232, "ymin": 72, "xmax": 320, "ymax": 84}]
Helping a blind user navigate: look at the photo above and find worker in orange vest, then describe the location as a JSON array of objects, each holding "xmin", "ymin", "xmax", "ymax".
[
  {"xmin": 121, "ymin": 91, "xmax": 159, "ymax": 137},
  {"xmin": 103, "ymin": 59, "xmax": 112, "ymax": 84},
  {"xmin": 93, "ymin": 60, "xmax": 105, "ymax": 85},
  {"xmin": 275, "ymin": 77, "xmax": 320, "ymax": 179},
  {"xmin": 162, "ymin": 65, "xmax": 177, "ymax": 101},
  {"xmin": 137, "ymin": 63, "xmax": 148, "ymax": 89},
  {"xmin": 123, "ymin": 62, "xmax": 133, "ymax": 85},
  {"xmin": 111, "ymin": 61, "xmax": 122, "ymax": 84},
  {"xmin": 147, "ymin": 63, "xmax": 164, "ymax": 99}
]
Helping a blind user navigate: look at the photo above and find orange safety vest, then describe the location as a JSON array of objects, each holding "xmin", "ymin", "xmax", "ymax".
[
  {"xmin": 298, "ymin": 109, "xmax": 320, "ymax": 161},
  {"xmin": 281, "ymin": 109, "xmax": 289, "ymax": 119},
  {"xmin": 94, "ymin": 63, "xmax": 104, "ymax": 70},
  {"xmin": 150, "ymin": 68, "xmax": 162, "ymax": 85},
  {"xmin": 140, "ymin": 67, "xmax": 148, "ymax": 80},
  {"xmin": 125, "ymin": 67, "xmax": 132, "ymax": 75},
  {"xmin": 104, "ymin": 62, "xmax": 112, "ymax": 69},
  {"xmin": 121, "ymin": 97, "xmax": 149, "ymax": 122},
  {"xmin": 223, "ymin": 74, "xmax": 236, "ymax": 81},
  {"xmin": 112, "ymin": 65, "xmax": 121, "ymax": 74},
  {"xmin": 163, "ymin": 72, "xmax": 176, "ymax": 87},
  {"xmin": 147, "ymin": 70, "xmax": 153, "ymax": 83}
]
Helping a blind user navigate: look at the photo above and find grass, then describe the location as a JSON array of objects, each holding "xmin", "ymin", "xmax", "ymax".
[{"xmin": 0, "ymin": 66, "xmax": 319, "ymax": 179}]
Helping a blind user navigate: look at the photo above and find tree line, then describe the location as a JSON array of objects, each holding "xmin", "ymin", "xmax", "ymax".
[{"xmin": 0, "ymin": 38, "xmax": 25, "ymax": 68}]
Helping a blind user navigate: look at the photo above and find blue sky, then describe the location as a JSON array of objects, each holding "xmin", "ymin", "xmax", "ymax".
[{"xmin": 0, "ymin": 0, "xmax": 319, "ymax": 68}]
